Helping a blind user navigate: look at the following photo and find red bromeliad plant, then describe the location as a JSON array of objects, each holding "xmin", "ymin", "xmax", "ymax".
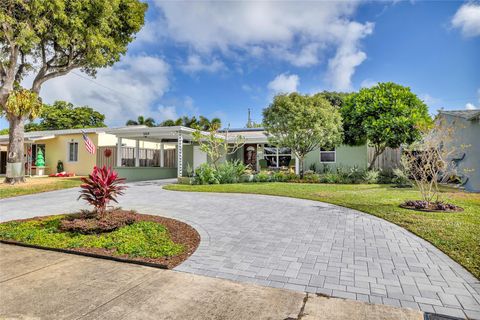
[{"xmin": 78, "ymin": 166, "xmax": 127, "ymax": 218}]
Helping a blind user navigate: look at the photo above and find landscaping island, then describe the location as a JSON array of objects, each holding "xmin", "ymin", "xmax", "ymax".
[
  {"xmin": 0, "ymin": 212, "xmax": 200, "ymax": 269},
  {"xmin": 165, "ymin": 182, "xmax": 480, "ymax": 279}
]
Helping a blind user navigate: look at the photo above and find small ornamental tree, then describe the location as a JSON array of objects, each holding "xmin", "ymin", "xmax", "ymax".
[
  {"xmin": 402, "ymin": 117, "xmax": 469, "ymax": 206},
  {"xmin": 1, "ymin": 88, "xmax": 42, "ymax": 182},
  {"xmin": 341, "ymin": 82, "xmax": 432, "ymax": 170},
  {"xmin": 78, "ymin": 166, "xmax": 127, "ymax": 218},
  {"xmin": 263, "ymin": 93, "xmax": 343, "ymax": 177},
  {"xmin": 192, "ymin": 128, "xmax": 245, "ymax": 169}
]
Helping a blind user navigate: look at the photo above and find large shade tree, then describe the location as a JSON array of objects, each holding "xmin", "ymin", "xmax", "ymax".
[
  {"xmin": 341, "ymin": 82, "xmax": 432, "ymax": 170},
  {"xmin": 263, "ymin": 93, "xmax": 343, "ymax": 177},
  {"xmin": 26, "ymin": 100, "xmax": 106, "ymax": 131},
  {"xmin": 0, "ymin": 0, "xmax": 147, "ymax": 183}
]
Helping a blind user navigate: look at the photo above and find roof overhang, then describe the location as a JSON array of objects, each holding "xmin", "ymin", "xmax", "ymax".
[
  {"xmin": 106, "ymin": 126, "xmax": 220, "ymax": 141},
  {"xmin": 0, "ymin": 134, "xmax": 56, "ymax": 145}
]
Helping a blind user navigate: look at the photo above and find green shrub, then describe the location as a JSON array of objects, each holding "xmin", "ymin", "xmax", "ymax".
[
  {"xmin": 378, "ymin": 169, "xmax": 395, "ymax": 184},
  {"xmin": 216, "ymin": 160, "xmax": 246, "ymax": 184},
  {"xmin": 303, "ymin": 172, "xmax": 320, "ymax": 183},
  {"xmin": 254, "ymin": 171, "xmax": 272, "ymax": 182},
  {"xmin": 392, "ymin": 168, "xmax": 412, "ymax": 187},
  {"xmin": 194, "ymin": 163, "xmax": 219, "ymax": 184},
  {"xmin": 337, "ymin": 166, "xmax": 365, "ymax": 184},
  {"xmin": 272, "ymin": 171, "xmax": 298, "ymax": 182},
  {"xmin": 319, "ymin": 173, "xmax": 341, "ymax": 183},
  {"xmin": 363, "ymin": 170, "xmax": 380, "ymax": 184},
  {"xmin": 194, "ymin": 160, "xmax": 247, "ymax": 185}
]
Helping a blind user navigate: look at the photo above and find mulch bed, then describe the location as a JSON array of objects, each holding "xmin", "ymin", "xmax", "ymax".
[
  {"xmin": 1, "ymin": 212, "xmax": 200, "ymax": 269},
  {"xmin": 399, "ymin": 201, "xmax": 464, "ymax": 213}
]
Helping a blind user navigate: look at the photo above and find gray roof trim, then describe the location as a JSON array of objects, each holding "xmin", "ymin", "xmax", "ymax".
[{"xmin": 439, "ymin": 110, "xmax": 480, "ymax": 120}]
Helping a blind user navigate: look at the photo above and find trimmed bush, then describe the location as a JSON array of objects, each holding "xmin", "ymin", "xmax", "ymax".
[{"xmin": 363, "ymin": 170, "xmax": 380, "ymax": 184}]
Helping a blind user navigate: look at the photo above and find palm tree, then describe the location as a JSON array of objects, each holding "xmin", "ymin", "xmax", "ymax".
[
  {"xmin": 126, "ymin": 115, "xmax": 156, "ymax": 127},
  {"xmin": 160, "ymin": 119, "xmax": 176, "ymax": 126},
  {"xmin": 158, "ymin": 115, "xmax": 221, "ymax": 130},
  {"xmin": 209, "ymin": 117, "xmax": 222, "ymax": 130}
]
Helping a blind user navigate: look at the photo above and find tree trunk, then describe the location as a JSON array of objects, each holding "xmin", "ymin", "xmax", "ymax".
[
  {"xmin": 299, "ymin": 156, "xmax": 305, "ymax": 179},
  {"xmin": 5, "ymin": 115, "xmax": 26, "ymax": 184},
  {"xmin": 368, "ymin": 147, "xmax": 384, "ymax": 171}
]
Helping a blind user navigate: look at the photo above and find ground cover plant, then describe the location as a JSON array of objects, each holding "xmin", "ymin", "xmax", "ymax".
[
  {"xmin": 165, "ymin": 182, "xmax": 480, "ymax": 279},
  {"xmin": 0, "ymin": 166, "xmax": 200, "ymax": 268},
  {"xmin": 0, "ymin": 212, "xmax": 200, "ymax": 268},
  {"xmin": 0, "ymin": 176, "xmax": 83, "ymax": 199}
]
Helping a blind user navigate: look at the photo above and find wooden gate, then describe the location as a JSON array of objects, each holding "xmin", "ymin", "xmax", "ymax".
[{"xmin": 367, "ymin": 147, "xmax": 402, "ymax": 170}]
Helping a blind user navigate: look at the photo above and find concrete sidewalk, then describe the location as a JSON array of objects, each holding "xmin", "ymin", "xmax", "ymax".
[{"xmin": 0, "ymin": 244, "xmax": 424, "ymax": 320}]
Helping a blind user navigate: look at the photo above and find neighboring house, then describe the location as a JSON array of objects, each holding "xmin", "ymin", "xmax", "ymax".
[
  {"xmin": 0, "ymin": 126, "xmax": 175, "ymax": 176},
  {"xmin": 438, "ymin": 110, "xmax": 480, "ymax": 192}
]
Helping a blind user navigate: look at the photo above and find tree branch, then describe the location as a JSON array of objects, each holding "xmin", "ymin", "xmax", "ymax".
[{"xmin": 31, "ymin": 64, "xmax": 78, "ymax": 93}]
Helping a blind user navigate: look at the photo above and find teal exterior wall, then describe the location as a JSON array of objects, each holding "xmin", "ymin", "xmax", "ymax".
[
  {"xmin": 227, "ymin": 144, "xmax": 368, "ymax": 172},
  {"xmin": 226, "ymin": 146, "xmax": 244, "ymax": 162},
  {"xmin": 115, "ymin": 167, "xmax": 177, "ymax": 182},
  {"xmin": 304, "ymin": 144, "xmax": 368, "ymax": 172},
  {"xmin": 182, "ymin": 144, "xmax": 194, "ymax": 173}
]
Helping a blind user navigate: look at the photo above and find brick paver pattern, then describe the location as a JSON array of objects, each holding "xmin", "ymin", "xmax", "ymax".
[{"xmin": 1, "ymin": 180, "xmax": 479, "ymax": 319}]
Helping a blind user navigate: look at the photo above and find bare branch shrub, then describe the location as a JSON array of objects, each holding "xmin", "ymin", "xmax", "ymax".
[{"xmin": 402, "ymin": 118, "xmax": 469, "ymax": 204}]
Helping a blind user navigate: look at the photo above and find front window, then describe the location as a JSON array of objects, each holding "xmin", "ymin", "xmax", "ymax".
[
  {"xmin": 68, "ymin": 142, "xmax": 79, "ymax": 162},
  {"xmin": 320, "ymin": 147, "xmax": 335, "ymax": 163},
  {"xmin": 263, "ymin": 144, "xmax": 292, "ymax": 168}
]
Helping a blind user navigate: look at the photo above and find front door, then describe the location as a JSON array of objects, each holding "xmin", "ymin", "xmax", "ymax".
[{"xmin": 243, "ymin": 144, "xmax": 257, "ymax": 170}]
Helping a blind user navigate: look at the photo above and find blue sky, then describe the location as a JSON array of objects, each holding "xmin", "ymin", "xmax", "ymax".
[{"xmin": 3, "ymin": 0, "xmax": 480, "ymax": 129}]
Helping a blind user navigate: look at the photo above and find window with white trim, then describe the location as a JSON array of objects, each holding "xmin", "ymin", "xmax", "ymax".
[
  {"xmin": 263, "ymin": 144, "xmax": 292, "ymax": 168},
  {"xmin": 68, "ymin": 142, "xmax": 79, "ymax": 162},
  {"xmin": 320, "ymin": 147, "xmax": 335, "ymax": 163}
]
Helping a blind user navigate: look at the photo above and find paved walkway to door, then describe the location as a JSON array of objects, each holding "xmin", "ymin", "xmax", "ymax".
[{"xmin": 0, "ymin": 180, "xmax": 479, "ymax": 319}]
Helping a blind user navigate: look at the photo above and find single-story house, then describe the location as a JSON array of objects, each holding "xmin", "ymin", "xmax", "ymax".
[
  {"xmin": 105, "ymin": 126, "xmax": 392, "ymax": 181},
  {"xmin": 437, "ymin": 110, "xmax": 480, "ymax": 192},
  {"xmin": 0, "ymin": 126, "xmax": 176, "ymax": 176},
  {"xmin": 0, "ymin": 125, "xmax": 401, "ymax": 181}
]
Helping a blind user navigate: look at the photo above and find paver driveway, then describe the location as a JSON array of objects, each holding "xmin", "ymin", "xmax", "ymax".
[{"xmin": 1, "ymin": 179, "xmax": 479, "ymax": 319}]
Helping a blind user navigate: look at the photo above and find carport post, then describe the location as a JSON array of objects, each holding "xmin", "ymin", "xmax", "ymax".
[
  {"xmin": 116, "ymin": 137, "xmax": 123, "ymax": 167},
  {"xmin": 177, "ymin": 132, "xmax": 183, "ymax": 177},
  {"xmin": 160, "ymin": 143, "xmax": 164, "ymax": 167},
  {"xmin": 135, "ymin": 139, "xmax": 140, "ymax": 167}
]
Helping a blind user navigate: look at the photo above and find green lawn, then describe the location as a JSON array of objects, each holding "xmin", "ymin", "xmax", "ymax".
[
  {"xmin": 165, "ymin": 183, "xmax": 480, "ymax": 279},
  {"xmin": 0, "ymin": 177, "xmax": 83, "ymax": 199},
  {"xmin": 0, "ymin": 215, "xmax": 184, "ymax": 259}
]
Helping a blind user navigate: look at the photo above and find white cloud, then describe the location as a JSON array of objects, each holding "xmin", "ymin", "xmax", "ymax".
[
  {"xmin": 452, "ymin": 2, "xmax": 480, "ymax": 37},
  {"xmin": 465, "ymin": 103, "xmax": 477, "ymax": 110},
  {"xmin": 180, "ymin": 54, "xmax": 225, "ymax": 74},
  {"xmin": 151, "ymin": 1, "xmax": 374, "ymax": 90},
  {"xmin": 22, "ymin": 55, "xmax": 170, "ymax": 126},
  {"xmin": 360, "ymin": 79, "xmax": 378, "ymax": 88},
  {"xmin": 155, "ymin": 105, "xmax": 178, "ymax": 120},
  {"xmin": 326, "ymin": 22, "xmax": 374, "ymax": 90},
  {"xmin": 421, "ymin": 94, "xmax": 442, "ymax": 106},
  {"xmin": 268, "ymin": 73, "xmax": 299, "ymax": 94}
]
